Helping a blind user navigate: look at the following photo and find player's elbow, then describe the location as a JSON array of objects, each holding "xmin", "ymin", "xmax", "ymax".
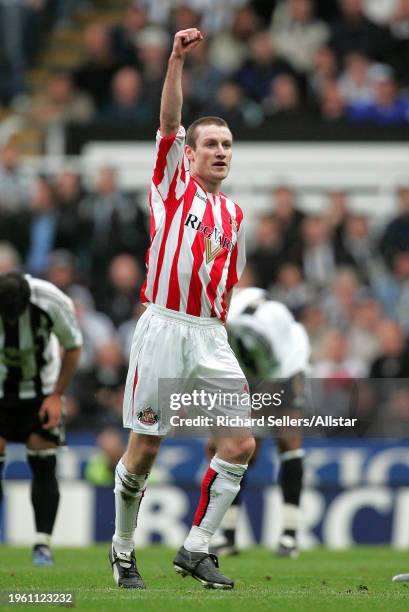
[{"xmin": 160, "ymin": 121, "xmax": 180, "ymax": 137}]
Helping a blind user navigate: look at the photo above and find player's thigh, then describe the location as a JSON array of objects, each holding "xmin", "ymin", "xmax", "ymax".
[
  {"xmin": 195, "ymin": 324, "xmax": 247, "ymax": 381},
  {"xmin": 0, "ymin": 436, "xmax": 6, "ymax": 454},
  {"xmin": 26, "ymin": 432, "xmax": 57, "ymax": 451}
]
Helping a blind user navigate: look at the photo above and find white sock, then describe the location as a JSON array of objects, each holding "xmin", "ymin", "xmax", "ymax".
[
  {"xmin": 282, "ymin": 503, "xmax": 301, "ymax": 532},
  {"xmin": 35, "ymin": 532, "xmax": 51, "ymax": 547},
  {"xmin": 184, "ymin": 456, "xmax": 247, "ymax": 553},
  {"xmin": 112, "ymin": 459, "xmax": 148, "ymax": 554}
]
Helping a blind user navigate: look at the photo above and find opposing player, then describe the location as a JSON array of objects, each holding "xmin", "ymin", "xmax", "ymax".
[
  {"xmin": 109, "ymin": 29, "xmax": 254, "ymax": 590},
  {"xmin": 0, "ymin": 272, "xmax": 82, "ymax": 564},
  {"xmin": 210, "ymin": 287, "xmax": 310, "ymax": 557}
]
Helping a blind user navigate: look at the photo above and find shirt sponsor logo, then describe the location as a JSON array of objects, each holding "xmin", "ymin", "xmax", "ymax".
[{"xmin": 184, "ymin": 213, "xmax": 235, "ymax": 263}]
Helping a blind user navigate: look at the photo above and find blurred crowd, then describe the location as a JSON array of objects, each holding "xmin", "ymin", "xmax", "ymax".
[
  {"xmin": 2, "ymin": 0, "xmax": 409, "ymax": 126},
  {"xmin": 0, "ymin": 132, "xmax": 408, "ymax": 434}
]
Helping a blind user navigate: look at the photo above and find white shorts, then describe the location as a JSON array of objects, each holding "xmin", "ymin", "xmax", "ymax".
[{"xmin": 123, "ymin": 304, "xmax": 248, "ymax": 436}]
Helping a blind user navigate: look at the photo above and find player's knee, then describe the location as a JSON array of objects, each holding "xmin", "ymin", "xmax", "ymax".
[
  {"xmin": 115, "ymin": 459, "xmax": 147, "ymax": 499},
  {"xmin": 219, "ymin": 436, "xmax": 256, "ymax": 464},
  {"xmin": 27, "ymin": 449, "xmax": 58, "ymax": 482}
]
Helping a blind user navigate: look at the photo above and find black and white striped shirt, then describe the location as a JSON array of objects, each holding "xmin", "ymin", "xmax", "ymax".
[{"xmin": 0, "ymin": 276, "xmax": 82, "ymax": 400}]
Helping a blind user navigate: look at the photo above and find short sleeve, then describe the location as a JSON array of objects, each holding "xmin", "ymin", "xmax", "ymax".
[{"xmin": 152, "ymin": 125, "xmax": 186, "ymax": 202}]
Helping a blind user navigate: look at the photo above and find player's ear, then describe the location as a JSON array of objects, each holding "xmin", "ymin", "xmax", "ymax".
[{"xmin": 185, "ymin": 144, "xmax": 195, "ymax": 162}]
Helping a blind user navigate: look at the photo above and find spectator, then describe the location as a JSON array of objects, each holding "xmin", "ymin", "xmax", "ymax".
[
  {"xmin": 379, "ymin": 185, "xmax": 409, "ymax": 267},
  {"xmin": 74, "ymin": 24, "xmax": 120, "ymax": 109},
  {"xmin": 248, "ymin": 214, "xmax": 286, "ymax": 288},
  {"xmin": 78, "ymin": 166, "xmax": 148, "ymax": 281},
  {"xmin": 0, "ymin": 241, "xmax": 21, "ymax": 273},
  {"xmin": 25, "ymin": 177, "xmax": 57, "ymax": 275},
  {"xmin": 0, "ymin": 140, "xmax": 33, "ymax": 212},
  {"xmin": 338, "ymin": 51, "xmax": 375, "ymax": 103},
  {"xmin": 207, "ymin": 80, "xmax": 262, "ymax": 129},
  {"xmin": 262, "ymin": 73, "xmax": 307, "ymax": 121},
  {"xmin": 95, "ymin": 254, "xmax": 142, "ymax": 327},
  {"xmin": 369, "ymin": 319, "xmax": 409, "ymax": 377},
  {"xmin": 300, "ymin": 302, "xmax": 329, "ymax": 363},
  {"xmin": 45, "ymin": 249, "xmax": 79, "ymax": 293},
  {"xmin": 319, "ymin": 79, "xmax": 346, "ymax": 121},
  {"xmin": 69, "ymin": 336, "xmax": 126, "ymax": 429},
  {"xmin": 118, "ymin": 303, "xmax": 146, "ymax": 360},
  {"xmin": 271, "ymin": 184, "xmax": 305, "ymax": 259},
  {"xmin": 109, "ymin": 4, "xmax": 149, "ymax": 66},
  {"xmin": 67, "ymin": 284, "xmax": 117, "ymax": 374},
  {"xmin": 325, "ymin": 189, "xmax": 349, "ymax": 241},
  {"xmin": 85, "ymin": 428, "xmax": 126, "ymax": 486},
  {"xmin": 336, "ymin": 213, "xmax": 379, "ymax": 282},
  {"xmin": 349, "ymin": 289, "xmax": 383, "ymax": 364},
  {"xmin": 312, "ymin": 327, "xmax": 367, "ymax": 377},
  {"xmin": 209, "ymin": 5, "xmax": 260, "ymax": 73},
  {"xmin": 137, "ymin": 28, "xmax": 170, "ymax": 108},
  {"xmin": 170, "ymin": 4, "xmax": 201, "ymax": 33},
  {"xmin": 198, "ymin": 0, "xmax": 252, "ymax": 35},
  {"xmin": 373, "ymin": 251, "xmax": 409, "ymax": 331},
  {"xmin": 329, "ymin": 0, "xmax": 394, "ymax": 64},
  {"xmin": 236, "ymin": 31, "xmax": 295, "ymax": 102},
  {"xmin": 321, "ymin": 267, "xmax": 360, "ymax": 328},
  {"xmin": 270, "ymin": 0, "xmax": 330, "ymax": 73},
  {"xmin": 347, "ymin": 64, "xmax": 409, "ymax": 123},
  {"xmin": 28, "ymin": 71, "xmax": 95, "ymax": 126},
  {"xmin": 99, "ymin": 67, "xmax": 153, "ymax": 123},
  {"xmin": 300, "ymin": 216, "xmax": 354, "ymax": 288},
  {"xmin": 184, "ymin": 39, "xmax": 224, "ymax": 108},
  {"xmin": 54, "ymin": 170, "xmax": 86, "ymax": 254},
  {"xmin": 270, "ymin": 262, "xmax": 313, "ymax": 315},
  {"xmin": 308, "ymin": 45, "xmax": 338, "ymax": 100}
]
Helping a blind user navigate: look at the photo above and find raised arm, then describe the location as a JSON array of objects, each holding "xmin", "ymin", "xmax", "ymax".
[{"xmin": 160, "ymin": 28, "xmax": 203, "ymax": 136}]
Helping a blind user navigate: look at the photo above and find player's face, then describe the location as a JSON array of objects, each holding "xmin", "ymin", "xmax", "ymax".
[{"xmin": 186, "ymin": 125, "xmax": 233, "ymax": 189}]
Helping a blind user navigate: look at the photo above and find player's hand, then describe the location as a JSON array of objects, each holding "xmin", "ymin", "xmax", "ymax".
[
  {"xmin": 39, "ymin": 393, "xmax": 62, "ymax": 430},
  {"xmin": 171, "ymin": 29, "xmax": 203, "ymax": 60}
]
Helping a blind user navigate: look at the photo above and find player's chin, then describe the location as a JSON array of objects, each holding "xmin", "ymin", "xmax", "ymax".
[{"xmin": 211, "ymin": 166, "xmax": 229, "ymax": 179}]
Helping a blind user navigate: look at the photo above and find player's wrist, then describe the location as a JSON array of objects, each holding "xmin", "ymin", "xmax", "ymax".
[
  {"xmin": 49, "ymin": 391, "xmax": 65, "ymax": 400},
  {"xmin": 169, "ymin": 51, "xmax": 185, "ymax": 62}
]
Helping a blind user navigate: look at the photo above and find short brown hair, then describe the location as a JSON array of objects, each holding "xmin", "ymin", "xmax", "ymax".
[{"xmin": 186, "ymin": 116, "xmax": 230, "ymax": 149}]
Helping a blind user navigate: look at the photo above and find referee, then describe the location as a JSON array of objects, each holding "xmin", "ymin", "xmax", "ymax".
[{"xmin": 0, "ymin": 272, "xmax": 82, "ymax": 565}]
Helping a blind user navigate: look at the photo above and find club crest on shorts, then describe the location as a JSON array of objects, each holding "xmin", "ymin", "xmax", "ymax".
[{"xmin": 137, "ymin": 407, "xmax": 158, "ymax": 425}]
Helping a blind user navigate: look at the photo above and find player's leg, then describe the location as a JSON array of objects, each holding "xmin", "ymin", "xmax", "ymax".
[
  {"xmin": 276, "ymin": 433, "xmax": 304, "ymax": 557},
  {"xmin": 113, "ymin": 432, "xmax": 161, "ymax": 553},
  {"xmin": 209, "ymin": 437, "xmax": 262, "ymax": 556},
  {"xmin": 26, "ymin": 433, "xmax": 59, "ymax": 566},
  {"xmin": 111, "ymin": 432, "xmax": 161, "ymax": 589},
  {"xmin": 174, "ymin": 323, "xmax": 255, "ymax": 588},
  {"xmin": 174, "ymin": 434, "xmax": 255, "ymax": 588}
]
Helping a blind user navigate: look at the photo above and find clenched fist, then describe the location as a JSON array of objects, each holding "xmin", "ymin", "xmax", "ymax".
[{"xmin": 171, "ymin": 28, "xmax": 204, "ymax": 60}]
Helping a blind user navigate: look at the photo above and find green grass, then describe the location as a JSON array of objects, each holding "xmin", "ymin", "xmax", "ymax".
[{"xmin": 0, "ymin": 546, "xmax": 408, "ymax": 611}]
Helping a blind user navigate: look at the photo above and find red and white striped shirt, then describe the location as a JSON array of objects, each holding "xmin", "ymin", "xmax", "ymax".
[{"xmin": 140, "ymin": 126, "xmax": 245, "ymax": 321}]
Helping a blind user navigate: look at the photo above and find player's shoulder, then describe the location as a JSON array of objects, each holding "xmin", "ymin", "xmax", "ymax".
[
  {"xmin": 156, "ymin": 124, "xmax": 186, "ymax": 143},
  {"xmin": 27, "ymin": 276, "xmax": 75, "ymax": 311}
]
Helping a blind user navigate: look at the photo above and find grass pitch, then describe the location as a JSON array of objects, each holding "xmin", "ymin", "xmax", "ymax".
[{"xmin": 0, "ymin": 546, "xmax": 408, "ymax": 611}]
